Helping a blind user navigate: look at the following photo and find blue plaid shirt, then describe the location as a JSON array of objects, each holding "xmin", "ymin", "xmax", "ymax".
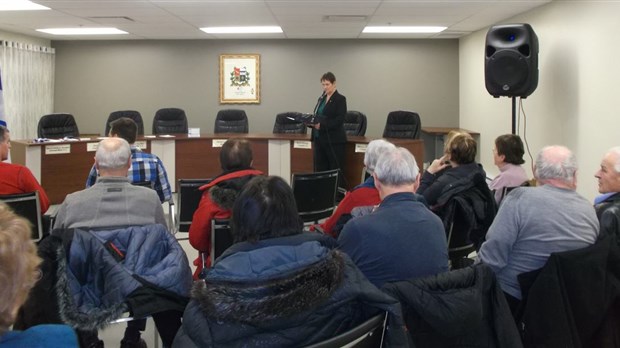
[{"xmin": 86, "ymin": 146, "xmax": 172, "ymax": 203}]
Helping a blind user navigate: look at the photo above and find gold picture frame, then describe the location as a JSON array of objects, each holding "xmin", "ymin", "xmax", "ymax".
[{"xmin": 219, "ymin": 54, "xmax": 260, "ymax": 104}]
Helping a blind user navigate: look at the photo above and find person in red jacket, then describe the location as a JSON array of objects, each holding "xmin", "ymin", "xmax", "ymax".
[
  {"xmin": 189, "ymin": 138, "xmax": 262, "ymax": 279},
  {"xmin": 312, "ymin": 139, "xmax": 395, "ymax": 237},
  {"xmin": 0, "ymin": 126, "xmax": 50, "ymax": 213}
]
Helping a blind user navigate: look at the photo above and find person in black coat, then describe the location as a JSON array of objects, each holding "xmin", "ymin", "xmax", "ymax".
[{"xmin": 312, "ymin": 72, "xmax": 347, "ymax": 182}]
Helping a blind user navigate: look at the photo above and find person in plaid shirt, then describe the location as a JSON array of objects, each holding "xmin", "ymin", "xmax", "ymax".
[{"xmin": 85, "ymin": 117, "xmax": 172, "ymax": 203}]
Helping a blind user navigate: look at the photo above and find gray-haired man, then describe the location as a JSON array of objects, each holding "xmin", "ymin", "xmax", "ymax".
[{"xmin": 479, "ymin": 145, "xmax": 599, "ymax": 308}]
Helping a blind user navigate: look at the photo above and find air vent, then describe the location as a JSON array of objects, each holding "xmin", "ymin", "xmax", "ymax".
[
  {"xmin": 322, "ymin": 15, "xmax": 367, "ymax": 23},
  {"xmin": 88, "ymin": 16, "xmax": 135, "ymax": 23}
]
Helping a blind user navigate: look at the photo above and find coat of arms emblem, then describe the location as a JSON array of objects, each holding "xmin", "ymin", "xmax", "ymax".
[{"xmin": 229, "ymin": 66, "xmax": 250, "ymax": 87}]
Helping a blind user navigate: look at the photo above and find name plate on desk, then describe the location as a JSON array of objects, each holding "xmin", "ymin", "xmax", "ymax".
[
  {"xmin": 355, "ymin": 144, "xmax": 367, "ymax": 153},
  {"xmin": 45, "ymin": 144, "xmax": 71, "ymax": 155},
  {"xmin": 86, "ymin": 142, "xmax": 99, "ymax": 152},
  {"xmin": 135, "ymin": 141, "xmax": 147, "ymax": 150},
  {"xmin": 293, "ymin": 141, "xmax": 312, "ymax": 149},
  {"xmin": 212, "ymin": 139, "xmax": 227, "ymax": 147}
]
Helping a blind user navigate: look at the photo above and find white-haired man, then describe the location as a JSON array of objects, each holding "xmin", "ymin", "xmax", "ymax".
[
  {"xmin": 479, "ymin": 145, "xmax": 599, "ymax": 310},
  {"xmin": 594, "ymin": 146, "xmax": 620, "ymax": 238},
  {"xmin": 337, "ymin": 147, "xmax": 449, "ymax": 288}
]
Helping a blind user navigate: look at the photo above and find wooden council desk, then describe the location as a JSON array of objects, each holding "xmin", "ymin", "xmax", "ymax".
[{"xmin": 11, "ymin": 134, "xmax": 424, "ymax": 204}]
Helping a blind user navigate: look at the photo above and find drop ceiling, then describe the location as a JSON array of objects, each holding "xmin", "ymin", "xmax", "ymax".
[{"xmin": 0, "ymin": 0, "xmax": 552, "ymax": 40}]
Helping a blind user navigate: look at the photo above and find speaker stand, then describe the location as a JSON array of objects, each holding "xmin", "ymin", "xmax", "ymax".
[{"xmin": 512, "ymin": 96, "xmax": 517, "ymax": 134}]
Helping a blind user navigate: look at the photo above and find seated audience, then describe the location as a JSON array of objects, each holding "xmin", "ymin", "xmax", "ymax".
[
  {"xmin": 313, "ymin": 139, "xmax": 395, "ymax": 237},
  {"xmin": 173, "ymin": 176, "xmax": 407, "ymax": 347},
  {"xmin": 86, "ymin": 117, "xmax": 172, "ymax": 203},
  {"xmin": 189, "ymin": 138, "xmax": 262, "ymax": 278},
  {"xmin": 489, "ymin": 134, "xmax": 528, "ymax": 204},
  {"xmin": 478, "ymin": 145, "xmax": 599, "ymax": 310},
  {"xmin": 417, "ymin": 132, "xmax": 486, "ymax": 208},
  {"xmin": 0, "ymin": 125, "xmax": 50, "ymax": 213},
  {"xmin": 594, "ymin": 146, "xmax": 620, "ymax": 238},
  {"xmin": 55, "ymin": 137, "xmax": 173, "ymax": 348},
  {"xmin": 0, "ymin": 202, "xmax": 78, "ymax": 348},
  {"xmin": 338, "ymin": 147, "xmax": 449, "ymax": 288}
]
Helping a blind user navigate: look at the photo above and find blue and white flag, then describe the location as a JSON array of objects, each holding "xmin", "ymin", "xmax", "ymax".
[{"xmin": 0, "ymin": 67, "xmax": 6, "ymax": 127}]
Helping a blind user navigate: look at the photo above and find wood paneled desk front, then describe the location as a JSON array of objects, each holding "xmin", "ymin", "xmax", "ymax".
[{"xmin": 11, "ymin": 134, "xmax": 423, "ymax": 204}]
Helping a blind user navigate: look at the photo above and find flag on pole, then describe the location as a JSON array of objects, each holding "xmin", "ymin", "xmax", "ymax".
[{"xmin": 0, "ymin": 67, "xmax": 6, "ymax": 127}]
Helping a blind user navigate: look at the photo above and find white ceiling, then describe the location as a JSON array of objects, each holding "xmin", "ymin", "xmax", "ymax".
[{"xmin": 0, "ymin": 0, "xmax": 552, "ymax": 41}]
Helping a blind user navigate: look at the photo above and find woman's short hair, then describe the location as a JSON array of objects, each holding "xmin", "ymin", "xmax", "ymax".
[
  {"xmin": 374, "ymin": 147, "xmax": 419, "ymax": 186},
  {"xmin": 364, "ymin": 139, "xmax": 395, "ymax": 173},
  {"xmin": 321, "ymin": 72, "xmax": 336, "ymax": 83},
  {"xmin": 231, "ymin": 176, "xmax": 302, "ymax": 243},
  {"xmin": 0, "ymin": 202, "xmax": 42, "ymax": 335},
  {"xmin": 445, "ymin": 133, "xmax": 477, "ymax": 165},
  {"xmin": 220, "ymin": 138, "xmax": 253, "ymax": 172},
  {"xmin": 495, "ymin": 134, "xmax": 525, "ymax": 165}
]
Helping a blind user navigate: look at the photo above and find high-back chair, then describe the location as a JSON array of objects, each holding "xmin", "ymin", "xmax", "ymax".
[
  {"xmin": 273, "ymin": 112, "xmax": 307, "ymax": 134},
  {"xmin": 214, "ymin": 109, "xmax": 249, "ymax": 133},
  {"xmin": 210, "ymin": 219, "xmax": 234, "ymax": 262},
  {"xmin": 152, "ymin": 108, "xmax": 188, "ymax": 134},
  {"xmin": 344, "ymin": 111, "xmax": 367, "ymax": 136},
  {"xmin": 176, "ymin": 178, "xmax": 212, "ymax": 236},
  {"xmin": 382, "ymin": 111, "xmax": 421, "ymax": 139},
  {"xmin": 304, "ymin": 312, "xmax": 387, "ymax": 348},
  {"xmin": 291, "ymin": 169, "xmax": 339, "ymax": 224},
  {"xmin": 105, "ymin": 110, "xmax": 144, "ymax": 136},
  {"xmin": 37, "ymin": 113, "xmax": 80, "ymax": 139}
]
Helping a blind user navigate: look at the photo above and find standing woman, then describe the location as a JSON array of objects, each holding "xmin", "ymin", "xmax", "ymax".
[{"xmin": 312, "ymin": 72, "xmax": 347, "ymax": 181}]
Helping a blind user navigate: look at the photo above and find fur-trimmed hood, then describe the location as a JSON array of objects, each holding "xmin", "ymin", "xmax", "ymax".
[
  {"xmin": 192, "ymin": 240, "xmax": 345, "ymax": 324},
  {"xmin": 202, "ymin": 169, "xmax": 263, "ymax": 209}
]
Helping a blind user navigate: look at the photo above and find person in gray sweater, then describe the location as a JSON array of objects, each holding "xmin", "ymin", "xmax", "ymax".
[
  {"xmin": 478, "ymin": 145, "xmax": 599, "ymax": 305},
  {"xmin": 54, "ymin": 137, "xmax": 166, "ymax": 230},
  {"xmin": 53, "ymin": 137, "xmax": 167, "ymax": 348}
]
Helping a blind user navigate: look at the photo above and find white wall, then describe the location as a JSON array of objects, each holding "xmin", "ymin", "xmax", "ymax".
[{"xmin": 459, "ymin": 1, "xmax": 620, "ymax": 201}]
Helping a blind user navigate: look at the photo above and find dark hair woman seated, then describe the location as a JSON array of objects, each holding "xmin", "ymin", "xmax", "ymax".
[{"xmin": 172, "ymin": 176, "xmax": 406, "ymax": 347}]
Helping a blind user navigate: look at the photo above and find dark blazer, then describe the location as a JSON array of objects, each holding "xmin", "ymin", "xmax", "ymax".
[{"xmin": 314, "ymin": 90, "xmax": 347, "ymax": 144}]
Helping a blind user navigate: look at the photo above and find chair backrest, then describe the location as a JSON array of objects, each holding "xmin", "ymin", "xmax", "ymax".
[
  {"xmin": 176, "ymin": 178, "xmax": 212, "ymax": 233},
  {"xmin": 344, "ymin": 111, "xmax": 367, "ymax": 136},
  {"xmin": 152, "ymin": 108, "xmax": 188, "ymax": 134},
  {"xmin": 214, "ymin": 109, "xmax": 249, "ymax": 133},
  {"xmin": 37, "ymin": 113, "xmax": 80, "ymax": 138},
  {"xmin": 382, "ymin": 111, "xmax": 421, "ymax": 139},
  {"xmin": 498, "ymin": 180, "xmax": 531, "ymax": 205},
  {"xmin": 0, "ymin": 191, "xmax": 43, "ymax": 241},
  {"xmin": 273, "ymin": 112, "xmax": 307, "ymax": 134},
  {"xmin": 292, "ymin": 169, "xmax": 339, "ymax": 223},
  {"xmin": 210, "ymin": 218, "xmax": 234, "ymax": 261},
  {"xmin": 105, "ymin": 110, "xmax": 144, "ymax": 136},
  {"xmin": 304, "ymin": 312, "xmax": 387, "ymax": 348}
]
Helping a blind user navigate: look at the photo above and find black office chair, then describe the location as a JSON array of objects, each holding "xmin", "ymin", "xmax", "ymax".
[
  {"xmin": 382, "ymin": 110, "xmax": 421, "ymax": 139},
  {"xmin": 105, "ymin": 110, "xmax": 144, "ymax": 136},
  {"xmin": 152, "ymin": 108, "xmax": 188, "ymax": 134},
  {"xmin": 273, "ymin": 112, "xmax": 307, "ymax": 134},
  {"xmin": 344, "ymin": 111, "xmax": 367, "ymax": 136},
  {"xmin": 291, "ymin": 169, "xmax": 339, "ymax": 224},
  {"xmin": 0, "ymin": 191, "xmax": 43, "ymax": 241},
  {"xmin": 304, "ymin": 312, "xmax": 387, "ymax": 348},
  {"xmin": 37, "ymin": 113, "xmax": 80, "ymax": 139},
  {"xmin": 214, "ymin": 109, "xmax": 249, "ymax": 133},
  {"xmin": 176, "ymin": 179, "xmax": 212, "ymax": 236},
  {"xmin": 210, "ymin": 219, "xmax": 234, "ymax": 261}
]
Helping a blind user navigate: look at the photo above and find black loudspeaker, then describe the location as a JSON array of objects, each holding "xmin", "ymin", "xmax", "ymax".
[{"xmin": 485, "ymin": 23, "xmax": 539, "ymax": 98}]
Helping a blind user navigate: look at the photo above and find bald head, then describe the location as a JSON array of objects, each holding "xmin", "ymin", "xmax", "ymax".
[
  {"xmin": 534, "ymin": 145, "xmax": 578, "ymax": 189},
  {"xmin": 95, "ymin": 137, "xmax": 131, "ymax": 176}
]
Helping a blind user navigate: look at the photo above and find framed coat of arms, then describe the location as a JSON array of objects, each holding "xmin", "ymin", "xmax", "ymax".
[{"xmin": 219, "ymin": 54, "xmax": 260, "ymax": 104}]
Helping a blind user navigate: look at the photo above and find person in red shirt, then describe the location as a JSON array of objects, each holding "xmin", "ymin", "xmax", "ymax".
[
  {"xmin": 189, "ymin": 138, "xmax": 262, "ymax": 279},
  {"xmin": 0, "ymin": 126, "xmax": 50, "ymax": 213},
  {"xmin": 312, "ymin": 139, "xmax": 395, "ymax": 237}
]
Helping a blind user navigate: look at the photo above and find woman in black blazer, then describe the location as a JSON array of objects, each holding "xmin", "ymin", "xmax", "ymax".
[{"xmin": 312, "ymin": 72, "xmax": 347, "ymax": 181}]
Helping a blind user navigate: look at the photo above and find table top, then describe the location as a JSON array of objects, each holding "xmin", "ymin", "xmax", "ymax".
[{"xmin": 421, "ymin": 127, "xmax": 479, "ymax": 136}]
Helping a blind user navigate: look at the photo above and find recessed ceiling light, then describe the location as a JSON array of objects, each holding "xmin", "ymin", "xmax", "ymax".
[
  {"xmin": 36, "ymin": 28, "xmax": 128, "ymax": 35},
  {"xmin": 363, "ymin": 26, "xmax": 447, "ymax": 34},
  {"xmin": 0, "ymin": 0, "xmax": 49, "ymax": 11},
  {"xmin": 201, "ymin": 26, "xmax": 283, "ymax": 34}
]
